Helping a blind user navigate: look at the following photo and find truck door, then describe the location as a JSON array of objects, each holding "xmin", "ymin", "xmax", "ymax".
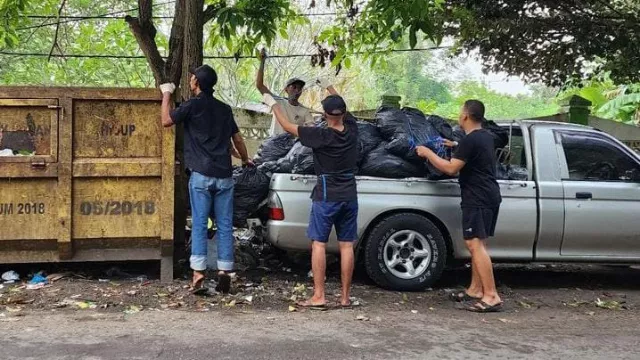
[
  {"xmin": 557, "ymin": 130, "xmax": 640, "ymax": 257},
  {"xmin": 491, "ymin": 125, "xmax": 537, "ymax": 260}
]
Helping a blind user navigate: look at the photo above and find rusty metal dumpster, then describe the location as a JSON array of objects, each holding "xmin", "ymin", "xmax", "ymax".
[{"xmin": 0, "ymin": 87, "xmax": 175, "ymax": 281}]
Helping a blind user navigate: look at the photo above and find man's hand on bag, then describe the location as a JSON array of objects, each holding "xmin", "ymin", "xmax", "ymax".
[
  {"xmin": 242, "ymin": 159, "xmax": 255, "ymax": 167},
  {"xmin": 443, "ymin": 139, "xmax": 458, "ymax": 148},
  {"xmin": 415, "ymin": 145, "xmax": 433, "ymax": 159},
  {"xmin": 159, "ymin": 83, "xmax": 176, "ymax": 95}
]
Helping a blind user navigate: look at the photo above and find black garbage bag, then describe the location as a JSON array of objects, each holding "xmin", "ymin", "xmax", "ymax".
[
  {"xmin": 452, "ymin": 126, "xmax": 466, "ymax": 142},
  {"xmin": 375, "ymin": 106, "xmax": 409, "ymax": 140},
  {"xmin": 275, "ymin": 157, "xmax": 293, "ymax": 173},
  {"xmin": 357, "ymin": 121, "xmax": 382, "ymax": 156},
  {"xmin": 483, "ymin": 120, "xmax": 509, "ymax": 149},
  {"xmin": 495, "ymin": 163, "xmax": 508, "ymax": 180},
  {"xmin": 257, "ymin": 160, "xmax": 279, "ymax": 174},
  {"xmin": 429, "ymin": 115, "xmax": 454, "ymax": 140},
  {"xmin": 507, "ymin": 165, "xmax": 529, "ymax": 180},
  {"xmin": 450, "ymin": 121, "xmax": 509, "ymax": 149},
  {"xmin": 233, "ymin": 166, "xmax": 271, "ymax": 227},
  {"xmin": 359, "ymin": 143, "xmax": 426, "ymax": 178},
  {"xmin": 253, "ymin": 133, "xmax": 296, "ymax": 164},
  {"xmin": 378, "ymin": 107, "xmax": 443, "ymax": 161},
  {"xmin": 281, "ymin": 141, "xmax": 315, "ymax": 174}
]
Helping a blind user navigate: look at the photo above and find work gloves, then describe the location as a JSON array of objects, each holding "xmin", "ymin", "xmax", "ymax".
[
  {"xmin": 262, "ymin": 93, "xmax": 278, "ymax": 108},
  {"xmin": 315, "ymin": 77, "xmax": 332, "ymax": 90},
  {"xmin": 159, "ymin": 83, "xmax": 176, "ymax": 95}
]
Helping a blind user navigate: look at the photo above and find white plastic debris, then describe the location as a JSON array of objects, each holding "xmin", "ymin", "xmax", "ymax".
[
  {"xmin": 0, "ymin": 149, "xmax": 14, "ymax": 156},
  {"xmin": 1, "ymin": 271, "xmax": 19, "ymax": 282}
]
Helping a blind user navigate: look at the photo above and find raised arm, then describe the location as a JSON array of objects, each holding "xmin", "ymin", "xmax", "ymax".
[
  {"xmin": 256, "ymin": 48, "xmax": 273, "ymax": 96},
  {"xmin": 159, "ymin": 83, "xmax": 176, "ymax": 127},
  {"xmin": 316, "ymin": 78, "xmax": 339, "ymax": 96}
]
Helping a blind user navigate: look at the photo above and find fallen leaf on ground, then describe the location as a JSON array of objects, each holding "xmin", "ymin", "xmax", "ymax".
[
  {"xmin": 517, "ymin": 301, "xmax": 532, "ymax": 309},
  {"xmin": 356, "ymin": 315, "xmax": 370, "ymax": 321},
  {"xmin": 225, "ymin": 300, "xmax": 237, "ymax": 307},
  {"xmin": 124, "ymin": 305, "xmax": 141, "ymax": 314},
  {"xmin": 595, "ymin": 298, "xmax": 623, "ymax": 310},
  {"xmin": 498, "ymin": 318, "xmax": 513, "ymax": 323},
  {"xmin": 411, "ymin": 310, "xmax": 418, "ymax": 314},
  {"xmin": 288, "ymin": 305, "xmax": 297, "ymax": 312}
]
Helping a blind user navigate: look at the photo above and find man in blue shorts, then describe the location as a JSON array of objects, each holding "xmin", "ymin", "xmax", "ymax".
[{"xmin": 262, "ymin": 80, "xmax": 359, "ymax": 308}]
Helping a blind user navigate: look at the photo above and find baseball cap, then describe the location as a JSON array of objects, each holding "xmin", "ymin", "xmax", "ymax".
[
  {"xmin": 189, "ymin": 64, "xmax": 218, "ymax": 93},
  {"xmin": 285, "ymin": 78, "xmax": 306, "ymax": 88},
  {"xmin": 321, "ymin": 94, "xmax": 347, "ymax": 116}
]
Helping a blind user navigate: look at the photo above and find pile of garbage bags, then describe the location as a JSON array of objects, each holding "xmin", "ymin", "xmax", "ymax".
[{"xmin": 233, "ymin": 107, "xmax": 527, "ymax": 225}]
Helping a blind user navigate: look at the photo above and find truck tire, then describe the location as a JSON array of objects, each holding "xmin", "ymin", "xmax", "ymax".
[{"xmin": 364, "ymin": 213, "xmax": 447, "ymax": 291}]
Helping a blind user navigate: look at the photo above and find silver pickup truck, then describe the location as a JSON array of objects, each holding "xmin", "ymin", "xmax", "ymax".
[{"xmin": 265, "ymin": 121, "xmax": 640, "ymax": 291}]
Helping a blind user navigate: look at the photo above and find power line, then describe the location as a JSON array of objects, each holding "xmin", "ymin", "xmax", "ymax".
[
  {"xmin": 0, "ymin": 47, "xmax": 448, "ymax": 60},
  {"xmin": 16, "ymin": 0, "xmax": 176, "ymax": 31}
]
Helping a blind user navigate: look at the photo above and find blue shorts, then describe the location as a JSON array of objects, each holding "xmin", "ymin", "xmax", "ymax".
[{"xmin": 307, "ymin": 200, "xmax": 358, "ymax": 243}]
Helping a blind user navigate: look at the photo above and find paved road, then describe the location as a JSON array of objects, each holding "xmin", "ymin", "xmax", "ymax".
[{"xmin": 2, "ymin": 307, "xmax": 639, "ymax": 360}]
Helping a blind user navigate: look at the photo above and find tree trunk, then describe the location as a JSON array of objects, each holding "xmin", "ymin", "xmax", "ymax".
[{"xmin": 180, "ymin": 0, "xmax": 204, "ymax": 100}]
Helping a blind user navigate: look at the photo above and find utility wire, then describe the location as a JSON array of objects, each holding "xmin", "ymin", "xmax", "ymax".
[
  {"xmin": 0, "ymin": 47, "xmax": 448, "ymax": 60},
  {"xmin": 16, "ymin": 0, "xmax": 176, "ymax": 31}
]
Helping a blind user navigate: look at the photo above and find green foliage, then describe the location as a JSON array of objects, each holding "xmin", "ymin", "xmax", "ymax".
[
  {"xmin": 433, "ymin": 81, "xmax": 559, "ymax": 120},
  {"xmin": 0, "ymin": 0, "xmax": 30, "ymax": 48},
  {"xmin": 207, "ymin": 0, "xmax": 305, "ymax": 57}
]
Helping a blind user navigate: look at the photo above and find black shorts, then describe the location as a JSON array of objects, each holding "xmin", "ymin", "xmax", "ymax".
[{"xmin": 462, "ymin": 207, "xmax": 500, "ymax": 240}]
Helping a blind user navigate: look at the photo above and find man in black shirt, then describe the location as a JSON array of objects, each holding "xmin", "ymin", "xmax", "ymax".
[
  {"xmin": 262, "ymin": 84, "xmax": 359, "ymax": 308},
  {"xmin": 159, "ymin": 65, "xmax": 252, "ymax": 294},
  {"xmin": 416, "ymin": 100, "xmax": 503, "ymax": 312}
]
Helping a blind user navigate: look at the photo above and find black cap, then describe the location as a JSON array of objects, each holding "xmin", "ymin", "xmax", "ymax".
[
  {"xmin": 285, "ymin": 78, "xmax": 306, "ymax": 88},
  {"xmin": 321, "ymin": 94, "xmax": 347, "ymax": 116},
  {"xmin": 190, "ymin": 64, "xmax": 217, "ymax": 93}
]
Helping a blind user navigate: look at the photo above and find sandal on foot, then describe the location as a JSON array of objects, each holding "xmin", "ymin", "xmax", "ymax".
[
  {"xmin": 215, "ymin": 272, "xmax": 231, "ymax": 294},
  {"xmin": 296, "ymin": 300, "xmax": 327, "ymax": 309},
  {"xmin": 190, "ymin": 273, "xmax": 208, "ymax": 296},
  {"xmin": 449, "ymin": 291, "xmax": 482, "ymax": 303},
  {"xmin": 465, "ymin": 301, "xmax": 504, "ymax": 313}
]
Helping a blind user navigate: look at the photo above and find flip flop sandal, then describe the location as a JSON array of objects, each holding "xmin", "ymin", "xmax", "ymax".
[
  {"xmin": 190, "ymin": 276, "xmax": 208, "ymax": 296},
  {"xmin": 449, "ymin": 291, "xmax": 482, "ymax": 303},
  {"xmin": 466, "ymin": 301, "xmax": 504, "ymax": 313},
  {"xmin": 296, "ymin": 300, "xmax": 328, "ymax": 310},
  {"xmin": 215, "ymin": 272, "xmax": 231, "ymax": 294}
]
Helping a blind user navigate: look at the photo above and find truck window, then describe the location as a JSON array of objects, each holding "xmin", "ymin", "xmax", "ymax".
[{"xmin": 560, "ymin": 131, "xmax": 640, "ymax": 182}]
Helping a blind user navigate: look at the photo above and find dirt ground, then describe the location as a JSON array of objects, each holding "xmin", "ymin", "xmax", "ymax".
[{"xmin": 1, "ymin": 261, "xmax": 640, "ymax": 359}]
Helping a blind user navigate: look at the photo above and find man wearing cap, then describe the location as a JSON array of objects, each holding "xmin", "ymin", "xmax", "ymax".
[
  {"xmin": 159, "ymin": 65, "xmax": 252, "ymax": 295},
  {"xmin": 256, "ymin": 49, "xmax": 314, "ymax": 136},
  {"xmin": 262, "ymin": 83, "xmax": 359, "ymax": 308}
]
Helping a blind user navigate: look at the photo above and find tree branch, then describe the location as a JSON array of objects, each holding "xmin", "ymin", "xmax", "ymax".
[
  {"xmin": 125, "ymin": 13, "xmax": 166, "ymax": 84},
  {"xmin": 48, "ymin": 0, "xmax": 67, "ymax": 62},
  {"xmin": 166, "ymin": 0, "xmax": 185, "ymax": 84}
]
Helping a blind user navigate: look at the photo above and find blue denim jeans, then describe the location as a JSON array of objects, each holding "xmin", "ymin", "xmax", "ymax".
[{"xmin": 189, "ymin": 171, "xmax": 234, "ymax": 271}]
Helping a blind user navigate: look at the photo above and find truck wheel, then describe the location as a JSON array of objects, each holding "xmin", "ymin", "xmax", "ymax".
[{"xmin": 364, "ymin": 213, "xmax": 447, "ymax": 291}]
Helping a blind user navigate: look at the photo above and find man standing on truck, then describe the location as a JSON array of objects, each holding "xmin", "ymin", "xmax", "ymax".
[
  {"xmin": 159, "ymin": 65, "xmax": 253, "ymax": 295},
  {"xmin": 416, "ymin": 99, "xmax": 503, "ymax": 313},
  {"xmin": 262, "ymin": 79, "xmax": 359, "ymax": 308},
  {"xmin": 256, "ymin": 48, "xmax": 315, "ymax": 136}
]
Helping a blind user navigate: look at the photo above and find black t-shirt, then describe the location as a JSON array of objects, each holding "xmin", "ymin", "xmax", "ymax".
[
  {"xmin": 170, "ymin": 93, "xmax": 239, "ymax": 178},
  {"xmin": 298, "ymin": 115, "xmax": 359, "ymax": 202},
  {"xmin": 453, "ymin": 129, "xmax": 502, "ymax": 208}
]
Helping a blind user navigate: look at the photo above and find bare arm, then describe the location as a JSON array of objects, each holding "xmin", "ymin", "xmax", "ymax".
[
  {"xmin": 161, "ymin": 93, "xmax": 174, "ymax": 127},
  {"xmin": 416, "ymin": 146, "xmax": 465, "ymax": 176},
  {"xmin": 325, "ymin": 85, "xmax": 339, "ymax": 96},
  {"xmin": 256, "ymin": 49, "xmax": 273, "ymax": 96},
  {"xmin": 273, "ymin": 103, "xmax": 299, "ymax": 137},
  {"xmin": 232, "ymin": 133, "xmax": 251, "ymax": 164},
  {"xmin": 229, "ymin": 140, "xmax": 241, "ymax": 159}
]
